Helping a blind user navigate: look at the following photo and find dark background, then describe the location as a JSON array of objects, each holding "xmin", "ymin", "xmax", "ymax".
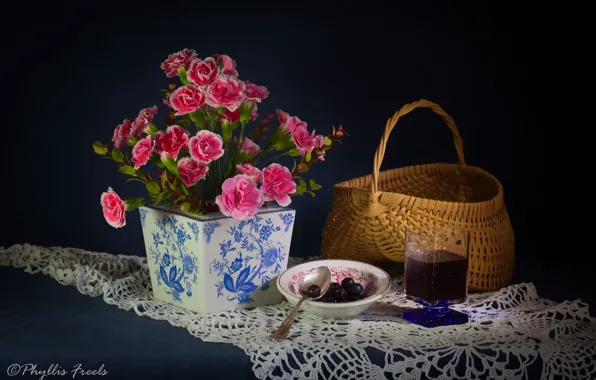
[{"xmin": 1, "ymin": 1, "xmax": 592, "ymax": 378}]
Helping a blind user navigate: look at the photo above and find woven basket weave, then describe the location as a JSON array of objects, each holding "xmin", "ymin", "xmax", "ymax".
[{"xmin": 320, "ymin": 99, "xmax": 515, "ymax": 291}]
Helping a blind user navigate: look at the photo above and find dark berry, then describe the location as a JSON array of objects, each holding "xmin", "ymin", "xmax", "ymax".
[
  {"xmin": 349, "ymin": 294, "xmax": 364, "ymax": 301},
  {"xmin": 306, "ymin": 284, "xmax": 321, "ymax": 298},
  {"xmin": 329, "ymin": 282, "xmax": 341, "ymax": 289},
  {"xmin": 334, "ymin": 288, "xmax": 349, "ymax": 302},
  {"xmin": 346, "ymin": 283, "xmax": 363, "ymax": 296},
  {"xmin": 341, "ymin": 277, "xmax": 355, "ymax": 289}
]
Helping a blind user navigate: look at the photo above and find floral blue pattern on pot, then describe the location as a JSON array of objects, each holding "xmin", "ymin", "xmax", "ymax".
[
  {"xmin": 209, "ymin": 215, "xmax": 286, "ymax": 304},
  {"xmin": 139, "ymin": 208, "xmax": 148, "ymax": 228},
  {"xmin": 148, "ymin": 214, "xmax": 199, "ymax": 302}
]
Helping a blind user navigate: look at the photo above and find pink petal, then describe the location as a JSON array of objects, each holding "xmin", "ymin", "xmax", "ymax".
[{"xmin": 274, "ymin": 193, "xmax": 292, "ymax": 207}]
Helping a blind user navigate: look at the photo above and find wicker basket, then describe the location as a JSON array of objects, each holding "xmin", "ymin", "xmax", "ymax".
[{"xmin": 321, "ymin": 99, "xmax": 515, "ymax": 291}]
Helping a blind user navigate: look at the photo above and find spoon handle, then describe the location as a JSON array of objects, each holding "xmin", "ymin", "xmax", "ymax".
[{"xmin": 269, "ymin": 296, "xmax": 308, "ymax": 340}]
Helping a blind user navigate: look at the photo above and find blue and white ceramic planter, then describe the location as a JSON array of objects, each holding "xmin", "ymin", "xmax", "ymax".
[{"xmin": 139, "ymin": 204, "xmax": 296, "ymax": 313}]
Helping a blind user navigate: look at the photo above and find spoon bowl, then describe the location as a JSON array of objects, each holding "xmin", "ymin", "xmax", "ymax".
[{"xmin": 298, "ymin": 266, "xmax": 332, "ymax": 300}]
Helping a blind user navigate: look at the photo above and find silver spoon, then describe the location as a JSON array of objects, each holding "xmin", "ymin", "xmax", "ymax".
[{"xmin": 269, "ymin": 266, "xmax": 332, "ymax": 340}]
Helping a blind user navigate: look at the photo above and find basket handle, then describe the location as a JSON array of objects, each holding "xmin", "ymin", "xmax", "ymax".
[{"xmin": 370, "ymin": 99, "xmax": 466, "ymax": 194}]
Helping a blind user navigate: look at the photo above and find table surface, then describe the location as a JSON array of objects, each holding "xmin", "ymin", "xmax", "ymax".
[{"xmin": 1, "ymin": 254, "xmax": 594, "ymax": 380}]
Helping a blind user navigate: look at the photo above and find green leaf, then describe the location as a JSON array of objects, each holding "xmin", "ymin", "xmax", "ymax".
[
  {"xmin": 324, "ymin": 136, "xmax": 332, "ymax": 146},
  {"xmin": 161, "ymin": 153, "xmax": 180, "ymax": 177},
  {"xmin": 187, "ymin": 205, "xmax": 204, "ymax": 216},
  {"xmin": 180, "ymin": 185, "xmax": 190, "ymax": 196},
  {"xmin": 118, "ymin": 166, "xmax": 136, "ymax": 176},
  {"xmin": 150, "ymin": 156, "xmax": 165, "ymax": 168},
  {"xmin": 125, "ymin": 198, "xmax": 145, "ymax": 211},
  {"xmin": 126, "ymin": 177, "xmax": 145, "ymax": 184},
  {"xmin": 272, "ymin": 135, "xmax": 295, "ymax": 151},
  {"xmin": 156, "ymin": 191, "xmax": 172, "ymax": 203},
  {"xmin": 309, "ymin": 191, "xmax": 316, "ymax": 198},
  {"xmin": 146, "ymin": 181, "xmax": 160, "ymax": 196},
  {"xmin": 127, "ymin": 136, "xmax": 140, "ymax": 147},
  {"xmin": 236, "ymin": 151, "xmax": 250, "ymax": 164},
  {"xmin": 216, "ymin": 106, "xmax": 226, "ymax": 115},
  {"xmin": 180, "ymin": 202, "xmax": 191, "ymax": 214},
  {"xmin": 296, "ymin": 183, "xmax": 307, "ymax": 195},
  {"xmin": 309, "ymin": 179, "xmax": 323, "ymax": 191},
  {"xmin": 305, "ymin": 151, "xmax": 312, "ymax": 162},
  {"xmin": 178, "ymin": 114, "xmax": 192, "ymax": 128},
  {"xmin": 178, "ymin": 67, "xmax": 190, "ymax": 85},
  {"xmin": 137, "ymin": 167, "xmax": 149, "ymax": 179},
  {"xmin": 92, "ymin": 141, "xmax": 106, "ymax": 155},
  {"xmin": 146, "ymin": 124, "xmax": 159, "ymax": 136},
  {"xmin": 188, "ymin": 110, "xmax": 206, "ymax": 129},
  {"xmin": 288, "ymin": 147, "xmax": 301, "ymax": 156},
  {"xmin": 93, "ymin": 146, "xmax": 106, "ymax": 155},
  {"xmin": 161, "ymin": 170, "xmax": 169, "ymax": 189},
  {"xmin": 297, "ymin": 163, "xmax": 309, "ymax": 173},
  {"xmin": 298, "ymin": 179, "xmax": 307, "ymax": 187},
  {"xmin": 112, "ymin": 147, "xmax": 124, "ymax": 163},
  {"xmin": 173, "ymin": 195, "xmax": 186, "ymax": 204}
]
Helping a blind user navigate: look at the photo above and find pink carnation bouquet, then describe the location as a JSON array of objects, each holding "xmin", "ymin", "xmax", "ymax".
[{"xmin": 93, "ymin": 48, "xmax": 347, "ymax": 227}]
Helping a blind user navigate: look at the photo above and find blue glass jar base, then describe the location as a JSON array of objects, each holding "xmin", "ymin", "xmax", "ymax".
[{"xmin": 403, "ymin": 306, "xmax": 469, "ymax": 328}]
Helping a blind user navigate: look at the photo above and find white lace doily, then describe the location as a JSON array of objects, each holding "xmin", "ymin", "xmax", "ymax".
[{"xmin": 2, "ymin": 244, "xmax": 595, "ymax": 380}]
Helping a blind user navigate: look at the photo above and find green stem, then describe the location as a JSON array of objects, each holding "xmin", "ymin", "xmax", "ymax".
[
  {"xmin": 217, "ymin": 158, "xmax": 222, "ymax": 192},
  {"xmin": 267, "ymin": 151, "xmax": 290, "ymax": 163},
  {"xmin": 238, "ymin": 120, "xmax": 247, "ymax": 144},
  {"xmin": 252, "ymin": 141, "xmax": 274, "ymax": 165}
]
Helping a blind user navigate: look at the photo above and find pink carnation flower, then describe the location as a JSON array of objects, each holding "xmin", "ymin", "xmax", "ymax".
[
  {"xmin": 130, "ymin": 106, "xmax": 158, "ymax": 137},
  {"xmin": 215, "ymin": 174, "xmax": 264, "ymax": 220},
  {"xmin": 213, "ymin": 54, "xmax": 239, "ymax": 76},
  {"xmin": 189, "ymin": 130, "xmax": 224, "ymax": 163},
  {"xmin": 169, "ymin": 85, "xmax": 206, "ymax": 116},
  {"xmin": 154, "ymin": 125, "xmax": 189, "ymax": 160},
  {"xmin": 244, "ymin": 82, "xmax": 269, "ymax": 103},
  {"xmin": 261, "ymin": 163, "xmax": 296, "ymax": 207},
  {"xmin": 286, "ymin": 115, "xmax": 307, "ymax": 134},
  {"xmin": 236, "ymin": 164, "xmax": 263, "ymax": 182},
  {"xmin": 205, "ymin": 75, "xmax": 246, "ymax": 112},
  {"xmin": 292, "ymin": 124, "xmax": 319, "ymax": 156},
  {"xmin": 100, "ymin": 187, "xmax": 126, "ymax": 228},
  {"xmin": 177, "ymin": 157, "xmax": 209, "ymax": 187},
  {"xmin": 239, "ymin": 137, "xmax": 260, "ymax": 155},
  {"xmin": 161, "ymin": 48, "xmax": 197, "ymax": 78},
  {"xmin": 131, "ymin": 135, "xmax": 155, "ymax": 169},
  {"xmin": 276, "ymin": 109, "xmax": 290, "ymax": 130},
  {"xmin": 112, "ymin": 119, "xmax": 132, "ymax": 150},
  {"xmin": 187, "ymin": 57, "xmax": 219, "ymax": 86}
]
